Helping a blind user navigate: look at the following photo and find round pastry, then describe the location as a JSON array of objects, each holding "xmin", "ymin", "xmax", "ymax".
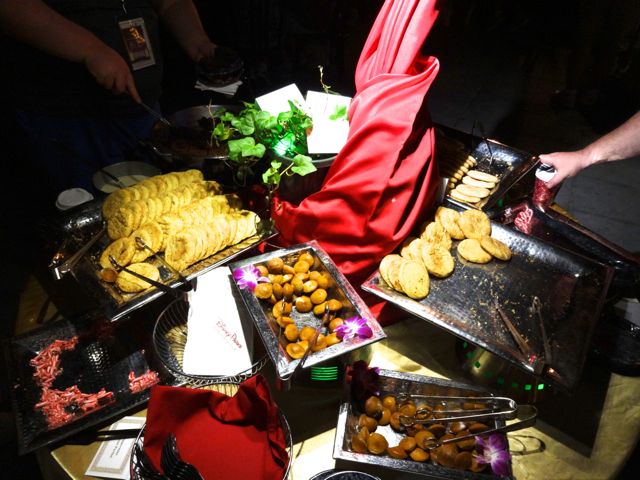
[
  {"xmin": 420, "ymin": 221, "xmax": 452, "ymax": 251},
  {"xmin": 420, "ymin": 244, "xmax": 455, "ymax": 278},
  {"xmin": 462, "ymin": 175, "xmax": 495, "ymax": 189},
  {"xmin": 115, "ymin": 262, "xmax": 160, "ymax": 293},
  {"xmin": 455, "ymin": 184, "xmax": 491, "ymax": 199},
  {"xmin": 99, "ymin": 237, "xmax": 136, "ymax": 269},
  {"xmin": 466, "ymin": 170, "xmax": 499, "ymax": 183},
  {"xmin": 457, "ymin": 238, "xmax": 492, "ymax": 264},
  {"xmin": 458, "ymin": 209, "xmax": 492, "ymax": 239},
  {"xmin": 398, "ymin": 259, "xmax": 430, "ymax": 299},
  {"xmin": 435, "ymin": 206, "xmax": 465, "ymax": 240},
  {"xmin": 479, "ymin": 236, "xmax": 512, "ymax": 261},
  {"xmin": 450, "ymin": 189, "xmax": 481, "ymax": 204}
]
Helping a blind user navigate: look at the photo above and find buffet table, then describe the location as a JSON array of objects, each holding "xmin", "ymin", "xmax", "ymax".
[{"xmin": 16, "ymin": 282, "xmax": 639, "ymax": 480}]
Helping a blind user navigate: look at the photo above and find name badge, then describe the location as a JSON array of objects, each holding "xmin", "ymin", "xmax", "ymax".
[{"xmin": 118, "ymin": 17, "xmax": 155, "ymax": 71}]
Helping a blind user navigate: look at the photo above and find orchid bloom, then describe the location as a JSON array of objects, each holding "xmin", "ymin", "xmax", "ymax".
[
  {"xmin": 334, "ymin": 316, "xmax": 373, "ymax": 340},
  {"xmin": 232, "ymin": 265, "xmax": 268, "ymax": 291},
  {"xmin": 475, "ymin": 434, "xmax": 511, "ymax": 477},
  {"xmin": 346, "ymin": 360, "xmax": 380, "ymax": 402}
]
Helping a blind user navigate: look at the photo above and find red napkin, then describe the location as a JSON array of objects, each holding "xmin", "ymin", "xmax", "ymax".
[
  {"xmin": 271, "ymin": 0, "xmax": 442, "ymax": 325},
  {"xmin": 143, "ymin": 375, "xmax": 288, "ymax": 480}
]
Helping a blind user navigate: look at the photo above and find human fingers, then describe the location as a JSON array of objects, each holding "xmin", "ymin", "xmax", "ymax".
[{"xmin": 538, "ymin": 152, "xmax": 586, "ymax": 188}]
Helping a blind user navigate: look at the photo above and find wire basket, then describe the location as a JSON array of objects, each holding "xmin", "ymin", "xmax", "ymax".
[
  {"xmin": 130, "ymin": 383, "xmax": 293, "ymax": 480},
  {"xmin": 152, "ymin": 297, "xmax": 268, "ymax": 387}
]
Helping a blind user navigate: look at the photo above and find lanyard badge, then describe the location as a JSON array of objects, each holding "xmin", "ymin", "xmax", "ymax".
[{"xmin": 118, "ymin": 16, "xmax": 156, "ymax": 71}]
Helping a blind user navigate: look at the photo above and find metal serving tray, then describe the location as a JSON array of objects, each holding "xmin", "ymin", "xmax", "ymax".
[
  {"xmin": 46, "ymin": 199, "xmax": 273, "ymax": 322},
  {"xmin": 436, "ymin": 125, "xmax": 538, "ymax": 211},
  {"xmin": 333, "ymin": 369, "xmax": 512, "ymax": 479},
  {"xmin": 362, "ymin": 222, "xmax": 613, "ymax": 391},
  {"xmin": 229, "ymin": 241, "xmax": 387, "ymax": 380},
  {"xmin": 4, "ymin": 311, "xmax": 176, "ymax": 455}
]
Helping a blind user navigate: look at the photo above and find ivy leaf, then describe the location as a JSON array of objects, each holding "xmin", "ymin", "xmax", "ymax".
[
  {"xmin": 232, "ymin": 115, "xmax": 255, "ymax": 136},
  {"xmin": 329, "ymin": 104, "xmax": 348, "ymax": 121},
  {"xmin": 262, "ymin": 159, "xmax": 282, "ymax": 186},
  {"xmin": 212, "ymin": 122, "xmax": 232, "ymax": 141},
  {"xmin": 290, "ymin": 154, "xmax": 317, "ymax": 176},
  {"xmin": 227, "ymin": 137, "xmax": 266, "ymax": 162}
]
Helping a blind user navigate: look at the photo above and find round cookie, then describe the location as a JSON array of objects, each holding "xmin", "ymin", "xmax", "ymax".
[
  {"xmin": 458, "ymin": 209, "xmax": 492, "ymax": 239},
  {"xmin": 420, "ymin": 244, "xmax": 455, "ymax": 278},
  {"xmin": 115, "ymin": 262, "xmax": 160, "ymax": 293},
  {"xmin": 479, "ymin": 236, "xmax": 512, "ymax": 261},
  {"xmin": 435, "ymin": 206, "xmax": 465, "ymax": 240},
  {"xmin": 398, "ymin": 259, "xmax": 430, "ymax": 299},
  {"xmin": 455, "ymin": 184, "xmax": 491, "ymax": 199},
  {"xmin": 100, "ymin": 237, "xmax": 135, "ymax": 269},
  {"xmin": 450, "ymin": 188, "xmax": 481, "ymax": 204},
  {"xmin": 457, "ymin": 238, "xmax": 492, "ymax": 264},
  {"xmin": 420, "ymin": 221, "xmax": 452, "ymax": 251},
  {"xmin": 462, "ymin": 175, "xmax": 495, "ymax": 189},
  {"xmin": 466, "ymin": 170, "xmax": 499, "ymax": 183}
]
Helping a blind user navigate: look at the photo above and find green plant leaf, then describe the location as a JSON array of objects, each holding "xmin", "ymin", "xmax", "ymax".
[
  {"xmin": 290, "ymin": 154, "xmax": 317, "ymax": 176},
  {"xmin": 262, "ymin": 160, "xmax": 282, "ymax": 187},
  {"xmin": 228, "ymin": 137, "xmax": 266, "ymax": 162},
  {"xmin": 329, "ymin": 104, "xmax": 348, "ymax": 121}
]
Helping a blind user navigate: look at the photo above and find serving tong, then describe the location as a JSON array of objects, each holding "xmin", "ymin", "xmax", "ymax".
[
  {"xmin": 134, "ymin": 236, "xmax": 193, "ymax": 293},
  {"xmin": 396, "ymin": 394, "xmax": 537, "ymax": 449},
  {"xmin": 51, "ymin": 224, "xmax": 106, "ymax": 279},
  {"xmin": 109, "ymin": 255, "xmax": 183, "ymax": 298}
]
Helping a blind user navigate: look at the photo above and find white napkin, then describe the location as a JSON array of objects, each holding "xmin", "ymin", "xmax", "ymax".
[
  {"xmin": 194, "ymin": 80, "xmax": 243, "ymax": 97},
  {"xmin": 182, "ymin": 267, "xmax": 254, "ymax": 376}
]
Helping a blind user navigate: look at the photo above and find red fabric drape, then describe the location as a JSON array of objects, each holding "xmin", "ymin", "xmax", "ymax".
[
  {"xmin": 143, "ymin": 375, "xmax": 288, "ymax": 480},
  {"xmin": 271, "ymin": 0, "xmax": 441, "ymax": 322}
]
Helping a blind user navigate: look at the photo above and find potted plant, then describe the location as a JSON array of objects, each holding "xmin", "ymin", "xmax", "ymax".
[{"xmin": 207, "ymin": 101, "xmax": 318, "ymax": 226}]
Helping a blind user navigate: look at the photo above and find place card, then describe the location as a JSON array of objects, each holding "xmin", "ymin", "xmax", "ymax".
[
  {"xmin": 182, "ymin": 267, "xmax": 254, "ymax": 377},
  {"xmin": 305, "ymin": 90, "xmax": 351, "ymax": 154},
  {"xmin": 85, "ymin": 415, "xmax": 145, "ymax": 479},
  {"xmin": 255, "ymin": 83, "xmax": 306, "ymax": 116}
]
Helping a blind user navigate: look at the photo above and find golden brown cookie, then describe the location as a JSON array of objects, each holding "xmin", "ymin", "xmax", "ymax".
[
  {"xmin": 457, "ymin": 238, "xmax": 492, "ymax": 264},
  {"xmin": 100, "ymin": 237, "xmax": 136, "ymax": 269},
  {"xmin": 458, "ymin": 209, "xmax": 492, "ymax": 239},
  {"xmin": 462, "ymin": 175, "xmax": 495, "ymax": 189},
  {"xmin": 466, "ymin": 170, "xmax": 499, "ymax": 183},
  {"xmin": 450, "ymin": 189, "xmax": 481, "ymax": 204},
  {"xmin": 434, "ymin": 206, "xmax": 465, "ymax": 240},
  {"xmin": 398, "ymin": 259, "xmax": 430, "ymax": 299},
  {"xmin": 420, "ymin": 244, "xmax": 455, "ymax": 278},
  {"xmin": 455, "ymin": 184, "xmax": 491, "ymax": 199},
  {"xmin": 116, "ymin": 262, "xmax": 160, "ymax": 293},
  {"xmin": 379, "ymin": 254, "xmax": 403, "ymax": 289},
  {"xmin": 420, "ymin": 222, "xmax": 452, "ymax": 251},
  {"xmin": 479, "ymin": 236, "xmax": 512, "ymax": 261}
]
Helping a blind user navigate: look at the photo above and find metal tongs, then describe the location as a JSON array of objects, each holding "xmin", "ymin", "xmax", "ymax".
[
  {"xmin": 134, "ymin": 236, "xmax": 192, "ymax": 293},
  {"xmin": 51, "ymin": 225, "xmax": 106, "ymax": 279},
  {"xmin": 397, "ymin": 394, "xmax": 538, "ymax": 449},
  {"xmin": 109, "ymin": 255, "xmax": 182, "ymax": 298}
]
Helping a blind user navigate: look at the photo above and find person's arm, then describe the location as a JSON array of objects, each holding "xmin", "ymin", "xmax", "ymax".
[
  {"xmin": 0, "ymin": 0, "xmax": 141, "ymax": 101},
  {"xmin": 151, "ymin": 0, "xmax": 216, "ymax": 62},
  {"xmin": 539, "ymin": 110, "xmax": 640, "ymax": 187}
]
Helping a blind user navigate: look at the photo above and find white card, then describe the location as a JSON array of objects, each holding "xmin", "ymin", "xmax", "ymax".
[
  {"xmin": 85, "ymin": 416, "xmax": 145, "ymax": 480},
  {"xmin": 305, "ymin": 90, "xmax": 351, "ymax": 154},
  {"xmin": 182, "ymin": 267, "xmax": 254, "ymax": 376},
  {"xmin": 255, "ymin": 83, "xmax": 306, "ymax": 116}
]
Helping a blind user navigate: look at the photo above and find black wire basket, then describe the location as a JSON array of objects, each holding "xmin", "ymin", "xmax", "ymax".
[{"xmin": 152, "ymin": 297, "xmax": 268, "ymax": 387}]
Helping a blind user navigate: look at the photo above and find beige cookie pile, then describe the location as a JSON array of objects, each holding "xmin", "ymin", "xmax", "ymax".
[
  {"xmin": 448, "ymin": 170, "xmax": 499, "ymax": 205},
  {"xmin": 98, "ymin": 170, "xmax": 261, "ymax": 293},
  {"xmin": 378, "ymin": 206, "xmax": 512, "ymax": 300}
]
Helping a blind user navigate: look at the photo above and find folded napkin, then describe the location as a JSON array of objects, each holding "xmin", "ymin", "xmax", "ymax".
[
  {"xmin": 182, "ymin": 267, "xmax": 254, "ymax": 377},
  {"xmin": 143, "ymin": 375, "xmax": 288, "ymax": 480}
]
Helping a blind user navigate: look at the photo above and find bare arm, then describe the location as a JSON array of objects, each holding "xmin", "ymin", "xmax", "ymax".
[
  {"xmin": 0, "ymin": 0, "xmax": 141, "ymax": 101},
  {"xmin": 540, "ymin": 110, "xmax": 640, "ymax": 187},
  {"xmin": 151, "ymin": 0, "xmax": 216, "ymax": 62}
]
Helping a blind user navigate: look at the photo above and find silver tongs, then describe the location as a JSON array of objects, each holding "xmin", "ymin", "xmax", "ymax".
[
  {"xmin": 51, "ymin": 225, "xmax": 106, "ymax": 279},
  {"xmin": 397, "ymin": 394, "xmax": 537, "ymax": 449},
  {"xmin": 134, "ymin": 236, "xmax": 192, "ymax": 293},
  {"xmin": 109, "ymin": 255, "xmax": 182, "ymax": 298}
]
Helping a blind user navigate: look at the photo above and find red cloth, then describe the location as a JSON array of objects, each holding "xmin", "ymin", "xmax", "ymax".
[
  {"xmin": 143, "ymin": 375, "xmax": 288, "ymax": 480},
  {"xmin": 271, "ymin": 0, "xmax": 441, "ymax": 319}
]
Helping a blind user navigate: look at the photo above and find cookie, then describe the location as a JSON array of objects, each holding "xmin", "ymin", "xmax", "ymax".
[
  {"xmin": 398, "ymin": 259, "xmax": 430, "ymax": 299},
  {"xmin": 420, "ymin": 221, "xmax": 452, "ymax": 251},
  {"xmin": 420, "ymin": 244, "xmax": 455, "ymax": 278},
  {"xmin": 455, "ymin": 184, "xmax": 491, "ymax": 199},
  {"xmin": 435, "ymin": 206, "xmax": 465, "ymax": 240},
  {"xmin": 116, "ymin": 262, "xmax": 160, "ymax": 293},
  {"xmin": 457, "ymin": 238, "xmax": 492, "ymax": 264},
  {"xmin": 466, "ymin": 170, "xmax": 499, "ymax": 183},
  {"xmin": 462, "ymin": 175, "xmax": 496, "ymax": 189},
  {"xmin": 479, "ymin": 236, "xmax": 512, "ymax": 261},
  {"xmin": 459, "ymin": 209, "xmax": 492, "ymax": 239},
  {"xmin": 450, "ymin": 188, "xmax": 481, "ymax": 204}
]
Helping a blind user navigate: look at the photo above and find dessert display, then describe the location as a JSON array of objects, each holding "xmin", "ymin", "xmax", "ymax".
[{"xmin": 378, "ymin": 206, "xmax": 512, "ymax": 299}]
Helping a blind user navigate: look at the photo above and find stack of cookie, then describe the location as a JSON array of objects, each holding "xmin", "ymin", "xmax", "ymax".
[
  {"xmin": 378, "ymin": 207, "xmax": 512, "ymax": 300},
  {"xmin": 98, "ymin": 170, "xmax": 260, "ymax": 293},
  {"xmin": 448, "ymin": 170, "xmax": 500, "ymax": 205}
]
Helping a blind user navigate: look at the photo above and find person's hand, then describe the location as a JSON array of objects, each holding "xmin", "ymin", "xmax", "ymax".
[
  {"xmin": 186, "ymin": 38, "xmax": 216, "ymax": 63},
  {"xmin": 84, "ymin": 43, "xmax": 141, "ymax": 103},
  {"xmin": 538, "ymin": 150, "xmax": 592, "ymax": 188}
]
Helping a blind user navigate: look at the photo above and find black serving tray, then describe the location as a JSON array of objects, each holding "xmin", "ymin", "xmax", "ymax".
[
  {"xmin": 4, "ymin": 311, "xmax": 177, "ymax": 455},
  {"xmin": 436, "ymin": 125, "xmax": 539, "ymax": 212},
  {"xmin": 362, "ymin": 221, "xmax": 613, "ymax": 391},
  {"xmin": 45, "ymin": 198, "xmax": 274, "ymax": 321}
]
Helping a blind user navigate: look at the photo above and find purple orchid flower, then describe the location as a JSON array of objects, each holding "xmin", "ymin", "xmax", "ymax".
[
  {"xmin": 334, "ymin": 316, "xmax": 373, "ymax": 340},
  {"xmin": 232, "ymin": 265, "xmax": 269, "ymax": 291},
  {"xmin": 475, "ymin": 434, "xmax": 511, "ymax": 477}
]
